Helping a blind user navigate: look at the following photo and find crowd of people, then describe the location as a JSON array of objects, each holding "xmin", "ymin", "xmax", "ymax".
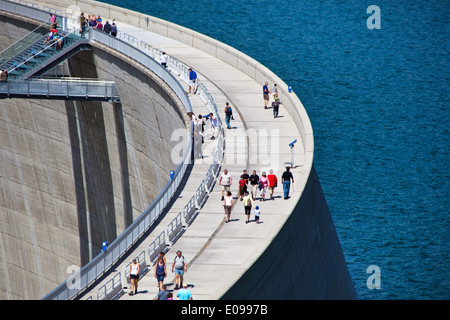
[
  {"xmin": 219, "ymin": 167, "xmax": 294, "ymax": 224},
  {"xmin": 263, "ymin": 81, "xmax": 282, "ymax": 118},
  {"xmin": 39, "ymin": 14, "xmax": 67, "ymax": 51},
  {"xmin": 128, "ymin": 250, "xmax": 192, "ymax": 300},
  {"xmin": 79, "ymin": 12, "xmax": 118, "ymax": 37}
]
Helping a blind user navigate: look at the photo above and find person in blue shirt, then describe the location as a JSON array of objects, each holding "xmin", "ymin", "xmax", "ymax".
[
  {"xmin": 188, "ymin": 68, "xmax": 197, "ymax": 94},
  {"xmin": 263, "ymin": 82, "xmax": 269, "ymax": 109},
  {"xmin": 177, "ymin": 284, "xmax": 193, "ymax": 300}
]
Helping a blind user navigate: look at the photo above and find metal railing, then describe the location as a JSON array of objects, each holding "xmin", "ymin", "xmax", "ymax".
[
  {"xmin": 6, "ymin": 26, "xmax": 87, "ymax": 78},
  {"xmin": 0, "ymin": 0, "xmax": 61, "ymax": 23},
  {"xmin": 90, "ymin": 28, "xmax": 192, "ymax": 113},
  {"xmin": 0, "ymin": 78, "xmax": 120, "ymax": 101},
  {"xmin": 0, "ymin": 20, "xmax": 51, "ymax": 66}
]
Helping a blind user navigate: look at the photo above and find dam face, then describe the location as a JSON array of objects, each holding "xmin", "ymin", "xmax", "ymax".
[{"xmin": 0, "ymin": 14, "xmax": 187, "ymax": 299}]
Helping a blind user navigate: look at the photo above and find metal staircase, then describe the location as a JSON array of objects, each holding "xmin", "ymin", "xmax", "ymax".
[
  {"xmin": 0, "ymin": 23, "xmax": 90, "ymax": 80},
  {"xmin": 0, "ymin": 12, "xmax": 120, "ymax": 103}
]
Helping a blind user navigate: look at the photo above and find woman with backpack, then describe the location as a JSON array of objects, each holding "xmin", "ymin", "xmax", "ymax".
[{"xmin": 242, "ymin": 191, "xmax": 253, "ymax": 223}]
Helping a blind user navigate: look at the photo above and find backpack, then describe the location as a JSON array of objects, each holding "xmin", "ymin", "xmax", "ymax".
[
  {"xmin": 174, "ymin": 255, "xmax": 185, "ymax": 270},
  {"xmin": 226, "ymin": 107, "xmax": 232, "ymax": 116}
]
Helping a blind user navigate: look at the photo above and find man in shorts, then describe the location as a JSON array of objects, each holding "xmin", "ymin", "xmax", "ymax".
[
  {"xmin": 172, "ymin": 250, "xmax": 188, "ymax": 290},
  {"xmin": 219, "ymin": 168, "xmax": 232, "ymax": 201}
]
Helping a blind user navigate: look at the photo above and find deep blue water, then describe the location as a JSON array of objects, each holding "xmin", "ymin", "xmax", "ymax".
[{"xmin": 101, "ymin": 0, "xmax": 449, "ymax": 299}]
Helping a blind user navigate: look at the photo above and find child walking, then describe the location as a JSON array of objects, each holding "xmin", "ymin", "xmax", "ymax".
[{"xmin": 254, "ymin": 206, "xmax": 261, "ymax": 224}]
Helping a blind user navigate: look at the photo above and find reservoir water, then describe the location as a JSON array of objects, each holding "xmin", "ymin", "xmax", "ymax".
[{"xmin": 100, "ymin": 0, "xmax": 449, "ymax": 299}]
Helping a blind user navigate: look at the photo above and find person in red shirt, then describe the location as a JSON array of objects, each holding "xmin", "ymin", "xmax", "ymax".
[
  {"xmin": 267, "ymin": 169, "xmax": 278, "ymax": 200},
  {"xmin": 238, "ymin": 175, "xmax": 247, "ymax": 201}
]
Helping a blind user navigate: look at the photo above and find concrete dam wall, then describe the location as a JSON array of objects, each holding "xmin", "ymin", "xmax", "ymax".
[{"xmin": 0, "ymin": 14, "xmax": 188, "ymax": 299}]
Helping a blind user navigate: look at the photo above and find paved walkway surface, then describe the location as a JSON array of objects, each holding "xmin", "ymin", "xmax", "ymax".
[
  {"xmin": 113, "ymin": 23, "xmax": 305, "ymax": 300},
  {"xmin": 23, "ymin": 2, "xmax": 305, "ymax": 300}
]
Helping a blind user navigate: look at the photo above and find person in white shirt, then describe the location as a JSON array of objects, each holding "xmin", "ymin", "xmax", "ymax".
[
  {"xmin": 219, "ymin": 169, "xmax": 232, "ymax": 201},
  {"xmin": 209, "ymin": 112, "xmax": 218, "ymax": 139},
  {"xmin": 223, "ymin": 191, "xmax": 233, "ymax": 223},
  {"xmin": 160, "ymin": 51, "xmax": 168, "ymax": 68},
  {"xmin": 129, "ymin": 259, "xmax": 140, "ymax": 295}
]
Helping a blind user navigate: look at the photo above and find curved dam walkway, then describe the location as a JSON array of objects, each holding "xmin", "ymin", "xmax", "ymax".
[
  {"xmin": 6, "ymin": 0, "xmax": 354, "ymax": 300},
  {"xmin": 81, "ymin": 22, "xmax": 304, "ymax": 300}
]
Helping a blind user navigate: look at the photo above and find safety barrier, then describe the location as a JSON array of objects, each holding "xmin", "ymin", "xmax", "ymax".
[
  {"xmin": 97, "ymin": 272, "xmax": 122, "ymax": 300},
  {"xmin": 166, "ymin": 212, "xmax": 185, "ymax": 245},
  {"xmin": 148, "ymin": 231, "xmax": 167, "ymax": 264},
  {"xmin": 195, "ymin": 179, "xmax": 208, "ymax": 210},
  {"xmin": 182, "ymin": 195, "xmax": 197, "ymax": 226}
]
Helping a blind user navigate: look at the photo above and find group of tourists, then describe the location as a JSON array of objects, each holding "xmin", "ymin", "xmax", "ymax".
[
  {"xmin": 79, "ymin": 12, "xmax": 117, "ymax": 37},
  {"xmin": 219, "ymin": 167, "xmax": 294, "ymax": 224},
  {"xmin": 40, "ymin": 14, "xmax": 67, "ymax": 51},
  {"xmin": 128, "ymin": 250, "xmax": 192, "ymax": 300},
  {"xmin": 263, "ymin": 81, "xmax": 282, "ymax": 118}
]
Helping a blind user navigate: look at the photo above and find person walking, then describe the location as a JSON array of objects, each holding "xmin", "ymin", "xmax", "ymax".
[
  {"xmin": 281, "ymin": 167, "xmax": 294, "ymax": 199},
  {"xmin": 267, "ymin": 169, "xmax": 278, "ymax": 200},
  {"xmin": 219, "ymin": 169, "xmax": 232, "ymax": 201},
  {"xmin": 263, "ymin": 82, "xmax": 270, "ymax": 109},
  {"xmin": 110, "ymin": 22, "xmax": 117, "ymax": 37},
  {"xmin": 129, "ymin": 259, "xmax": 140, "ymax": 295},
  {"xmin": 209, "ymin": 112, "xmax": 218, "ymax": 140},
  {"xmin": 172, "ymin": 250, "xmax": 188, "ymax": 290},
  {"xmin": 188, "ymin": 68, "xmax": 197, "ymax": 94},
  {"xmin": 154, "ymin": 257, "xmax": 167, "ymax": 291},
  {"xmin": 242, "ymin": 191, "xmax": 253, "ymax": 223},
  {"xmin": 238, "ymin": 175, "xmax": 247, "ymax": 201},
  {"xmin": 223, "ymin": 191, "xmax": 233, "ymax": 223},
  {"xmin": 249, "ymin": 170, "xmax": 260, "ymax": 199},
  {"xmin": 198, "ymin": 114, "xmax": 206, "ymax": 143},
  {"xmin": 254, "ymin": 205, "xmax": 261, "ymax": 224},
  {"xmin": 224, "ymin": 102, "xmax": 233, "ymax": 129},
  {"xmin": 177, "ymin": 284, "xmax": 193, "ymax": 300},
  {"xmin": 271, "ymin": 83, "xmax": 278, "ymax": 99},
  {"xmin": 156, "ymin": 284, "xmax": 169, "ymax": 300},
  {"xmin": 259, "ymin": 171, "xmax": 269, "ymax": 201},
  {"xmin": 273, "ymin": 95, "xmax": 281, "ymax": 118},
  {"xmin": 160, "ymin": 51, "xmax": 168, "ymax": 68}
]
